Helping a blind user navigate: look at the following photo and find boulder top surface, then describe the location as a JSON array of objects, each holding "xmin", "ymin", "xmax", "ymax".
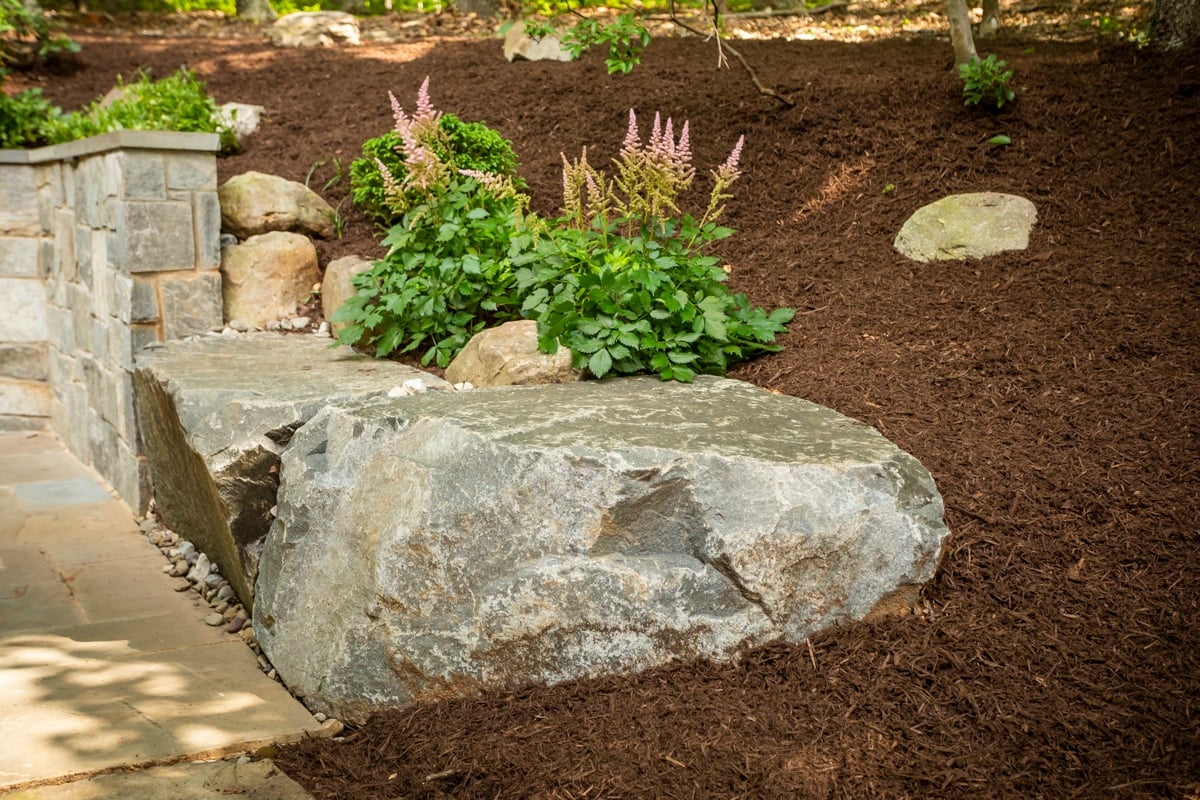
[
  {"xmin": 332, "ymin": 376, "xmax": 915, "ymax": 468},
  {"xmin": 135, "ymin": 332, "xmax": 449, "ymax": 455}
]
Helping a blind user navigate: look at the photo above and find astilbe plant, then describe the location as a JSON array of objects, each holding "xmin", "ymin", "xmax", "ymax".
[
  {"xmin": 516, "ymin": 110, "xmax": 793, "ymax": 382},
  {"xmin": 333, "ymin": 79, "xmax": 529, "ymax": 367}
]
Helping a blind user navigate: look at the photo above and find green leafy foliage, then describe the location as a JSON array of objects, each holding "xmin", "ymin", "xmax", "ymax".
[
  {"xmin": 559, "ymin": 13, "xmax": 651, "ymax": 75},
  {"xmin": 517, "ymin": 109, "xmax": 791, "ymax": 382},
  {"xmin": 333, "ymin": 176, "xmax": 526, "ymax": 367},
  {"xmin": 350, "ymin": 113, "xmax": 522, "ymax": 226},
  {"xmin": 337, "ymin": 90, "xmax": 794, "ymax": 382},
  {"xmin": 515, "ymin": 218, "xmax": 793, "ymax": 382},
  {"xmin": 43, "ymin": 69, "xmax": 234, "ymax": 148},
  {"xmin": 0, "ymin": 0, "xmax": 78, "ymax": 71},
  {"xmin": 960, "ymin": 54, "xmax": 1016, "ymax": 110},
  {"xmin": 0, "ymin": 84, "xmax": 59, "ymax": 148}
]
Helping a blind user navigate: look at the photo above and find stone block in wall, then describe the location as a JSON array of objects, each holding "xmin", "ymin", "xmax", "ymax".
[
  {"xmin": 74, "ymin": 157, "xmax": 104, "ymax": 227},
  {"xmin": 35, "ymin": 164, "xmax": 63, "ymax": 230},
  {"xmin": 46, "ymin": 306, "xmax": 74, "ymax": 353},
  {"xmin": 81, "ymin": 355, "xmax": 103, "ymax": 404},
  {"xmin": 40, "ymin": 239, "xmax": 56, "ymax": 283},
  {"xmin": 167, "ymin": 154, "xmax": 217, "ymax": 192},
  {"xmin": 75, "ymin": 224, "xmax": 92, "ymax": 284},
  {"xmin": 131, "ymin": 324, "xmax": 159, "ymax": 356},
  {"xmin": 194, "ymin": 192, "xmax": 222, "ymax": 270},
  {"xmin": 113, "ymin": 273, "xmax": 133, "ymax": 325},
  {"xmin": 0, "ymin": 278, "xmax": 47, "ymax": 342},
  {"xmin": 161, "ymin": 271, "xmax": 222, "ymax": 340},
  {"xmin": 90, "ymin": 319, "xmax": 110, "ymax": 365},
  {"xmin": 115, "ymin": 438, "xmax": 149, "ymax": 514},
  {"xmin": 106, "ymin": 369, "xmax": 138, "ymax": 444},
  {"xmin": 88, "ymin": 406, "xmax": 119, "ymax": 489},
  {"xmin": 120, "ymin": 151, "xmax": 167, "ymax": 200},
  {"xmin": 109, "ymin": 323, "xmax": 133, "ymax": 371},
  {"xmin": 0, "ymin": 236, "xmax": 39, "ymax": 278},
  {"xmin": 0, "ymin": 344, "xmax": 47, "ymax": 381},
  {"xmin": 55, "ymin": 209, "xmax": 75, "ymax": 280},
  {"xmin": 68, "ymin": 284, "xmax": 90, "ymax": 351},
  {"xmin": 0, "ymin": 378, "xmax": 52, "ymax": 417},
  {"xmin": 131, "ymin": 276, "xmax": 159, "ymax": 323},
  {"xmin": 64, "ymin": 379, "xmax": 89, "ymax": 459},
  {"xmin": 90, "ymin": 234, "xmax": 111, "ymax": 321},
  {"xmin": 0, "ymin": 166, "xmax": 39, "ymax": 236},
  {"xmin": 118, "ymin": 201, "xmax": 195, "ymax": 272}
]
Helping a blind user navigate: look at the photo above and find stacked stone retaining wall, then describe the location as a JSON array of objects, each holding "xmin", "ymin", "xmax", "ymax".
[{"xmin": 0, "ymin": 131, "xmax": 224, "ymax": 510}]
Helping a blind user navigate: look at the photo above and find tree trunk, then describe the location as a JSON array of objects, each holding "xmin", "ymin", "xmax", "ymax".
[
  {"xmin": 1151, "ymin": 0, "xmax": 1200, "ymax": 49},
  {"xmin": 946, "ymin": 0, "xmax": 977, "ymax": 66},
  {"xmin": 236, "ymin": 0, "xmax": 277, "ymax": 22},
  {"xmin": 979, "ymin": 0, "xmax": 1001, "ymax": 38}
]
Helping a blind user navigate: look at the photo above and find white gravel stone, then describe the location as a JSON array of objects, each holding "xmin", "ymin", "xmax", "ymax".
[
  {"xmin": 290, "ymin": 316, "xmax": 310, "ymax": 330},
  {"xmin": 205, "ymin": 613, "xmax": 225, "ymax": 626}
]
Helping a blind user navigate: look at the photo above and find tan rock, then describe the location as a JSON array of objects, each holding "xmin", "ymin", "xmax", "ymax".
[
  {"xmin": 220, "ymin": 232, "xmax": 320, "ymax": 328},
  {"xmin": 270, "ymin": 11, "xmax": 360, "ymax": 48},
  {"xmin": 321, "ymin": 255, "xmax": 374, "ymax": 335},
  {"xmin": 503, "ymin": 21, "xmax": 574, "ymax": 63},
  {"xmin": 445, "ymin": 320, "xmax": 581, "ymax": 387},
  {"xmin": 218, "ymin": 171, "xmax": 336, "ymax": 240}
]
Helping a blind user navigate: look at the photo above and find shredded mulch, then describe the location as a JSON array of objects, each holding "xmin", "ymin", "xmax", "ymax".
[{"xmin": 18, "ymin": 13, "xmax": 1200, "ymax": 797}]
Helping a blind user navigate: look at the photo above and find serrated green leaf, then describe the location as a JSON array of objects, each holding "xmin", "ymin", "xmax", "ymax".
[{"xmin": 588, "ymin": 348, "xmax": 613, "ymax": 378}]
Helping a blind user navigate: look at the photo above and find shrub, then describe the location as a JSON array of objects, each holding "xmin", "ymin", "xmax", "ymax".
[
  {"xmin": 0, "ymin": 84, "xmax": 58, "ymax": 148},
  {"xmin": 350, "ymin": 109, "xmax": 522, "ymax": 226},
  {"xmin": 960, "ymin": 53, "xmax": 1016, "ymax": 110},
  {"xmin": 515, "ymin": 110, "xmax": 794, "ymax": 382},
  {"xmin": 334, "ymin": 79, "xmax": 529, "ymax": 367},
  {"xmin": 44, "ymin": 69, "xmax": 235, "ymax": 149}
]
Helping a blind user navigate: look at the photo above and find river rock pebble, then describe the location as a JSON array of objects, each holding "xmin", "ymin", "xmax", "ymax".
[{"xmin": 205, "ymin": 613, "xmax": 225, "ymax": 626}]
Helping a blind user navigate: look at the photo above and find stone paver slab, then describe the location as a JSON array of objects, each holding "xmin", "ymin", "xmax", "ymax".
[
  {"xmin": 0, "ymin": 548, "xmax": 84, "ymax": 633},
  {"xmin": 0, "ymin": 451, "xmax": 91, "ymax": 487},
  {"xmin": 0, "ymin": 758, "xmax": 314, "ymax": 800},
  {"xmin": 22, "ymin": 614, "xmax": 228, "ymax": 658},
  {"xmin": 0, "ymin": 488, "xmax": 24, "ymax": 543},
  {"xmin": 15, "ymin": 506, "xmax": 148, "ymax": 569},
  {"xmin": 60, "ymin": 555, "xmax": 182, "ymax": 623},
  {"xmin": 0, "ymin": 636, "xmax": 319, "ymax": 788},
  {"xmin": 0, "ymin": 433, "xmax": 60, "ymax": 458},
  {"xmin": 12, "ymin": 480, "xmax": 113, "ymax": 512}
]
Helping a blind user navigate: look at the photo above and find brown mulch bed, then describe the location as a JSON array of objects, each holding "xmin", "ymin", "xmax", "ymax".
[{"xmin": 17, "ymin": 14, "xmax": 1200, "ymax": 797}]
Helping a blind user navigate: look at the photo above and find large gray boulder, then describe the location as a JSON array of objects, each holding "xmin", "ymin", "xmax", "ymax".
[
  {"xmin": 134, "ymin": 333, "xmax": 450, "ymax": 610},
  {"xmin": 894, "ymin": 192, "xmax": 1037, "ymax": 262},
  {"xmin": 254, "ymin": 377, "xmax": 949, "ymax": 723}
]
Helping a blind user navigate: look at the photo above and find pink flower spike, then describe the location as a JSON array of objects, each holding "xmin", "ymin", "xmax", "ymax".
[
  {"xmin": 389, "ymin": 91, "xmax": 411, "ymax": 134},
  {"xmin": 648, "ymin": 112, "xmax": 663, "ymax": 154},
  {"xmin": 662, "ymin": 117, "xmax": 675, "ymax": 158},
  {"xmin": 621, "ymin": 109, "xmax": 641, "ymax": 155},
  {"xmin": 415, "ymin": 77, "xmax": 437, "ymax": 122},
  {"xmin": 722, "ymin": 135, "xmax": 745, "ymax": 177},
  {"xmin": 676, "ymin": 121, "xmax": 692, "ymax": 167}
]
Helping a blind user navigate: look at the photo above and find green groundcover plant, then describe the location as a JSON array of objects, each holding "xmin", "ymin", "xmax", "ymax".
[
  {"xmin": 335, "ymin": 83, "xmax": 794, "ymax": 381},
  {"xmin": 960, "ymin": 53, "xmax": 1016, "ymax": 109},
  {"xmin": 334, "ymin": 79, "xmax": 529, "ymax": 368},
  {"xmin": 350, "ymin": 107, "xmax": 522, "ymax": 227},
  {"xmin": 515, "ymin": 110, "xmax": 794, "ymax": 381},
  {"xmin": 0, "ymin": 68, "xmax": 234, "ymax": 150}
]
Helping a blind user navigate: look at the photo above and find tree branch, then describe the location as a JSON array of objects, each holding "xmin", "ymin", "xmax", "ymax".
[
  {"xmin": 723, "ymin": 1, "xmax": 849, "ymax": 20},
  {"xmin": 667, "ymin": 0, "xmax": 796, "ymax": 109}
]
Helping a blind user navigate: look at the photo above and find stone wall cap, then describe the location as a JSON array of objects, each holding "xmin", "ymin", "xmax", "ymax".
[{"xmin": 0, "ymin": 130, "xmax": 220, "ymax": 165}]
